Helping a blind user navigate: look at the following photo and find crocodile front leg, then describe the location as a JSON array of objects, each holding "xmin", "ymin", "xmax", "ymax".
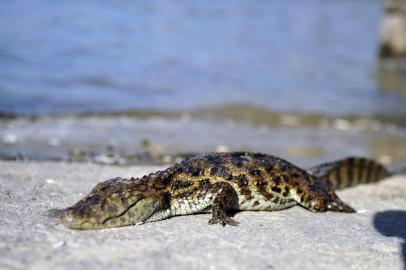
[{"xmin": 209, "ymin": 183, "xmax": 240, "ymax": 226}]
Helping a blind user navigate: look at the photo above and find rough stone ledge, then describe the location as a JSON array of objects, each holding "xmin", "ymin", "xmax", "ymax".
[{"xmin": 0, "ymin": 161, "xmax": 405, "ymax": 270}]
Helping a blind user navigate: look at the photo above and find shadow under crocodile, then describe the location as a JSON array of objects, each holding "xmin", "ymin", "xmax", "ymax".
[{"xmin": 373, "ymin": 210, "xmax": 406, "ymax": 270}]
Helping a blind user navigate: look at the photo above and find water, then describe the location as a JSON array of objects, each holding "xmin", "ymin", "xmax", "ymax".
[
  {"xmin": 1, "ymin": 0, "xmax": 405, "ymax": 165},
  {"xmin": 1, "ymin": 0, "xmax": 405, "ymax": 118}
]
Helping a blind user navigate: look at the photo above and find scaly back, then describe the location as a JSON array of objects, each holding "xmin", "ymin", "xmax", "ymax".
[{"xmin": 307, "ymin": 157, "xmax": 392, "ymax": 190}]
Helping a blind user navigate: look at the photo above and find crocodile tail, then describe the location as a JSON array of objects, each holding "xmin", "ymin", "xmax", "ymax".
[{"xmin": 307, "ymin": 157, "xmax": 392, "ymax": 190}]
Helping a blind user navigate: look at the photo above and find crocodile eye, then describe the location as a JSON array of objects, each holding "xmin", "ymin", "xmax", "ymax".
[{"xmin": 84, "ymin": 193, "xmax": 101, "ymax": 205}]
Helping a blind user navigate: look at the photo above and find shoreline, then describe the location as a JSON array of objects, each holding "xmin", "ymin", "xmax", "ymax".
[
  {"xmin": 1, "ymin": 111, "xmax": 406, "ymax": 168},
  {"xmin": 2, "ymin": 103, "xmax": 406, "ymax": 129}
]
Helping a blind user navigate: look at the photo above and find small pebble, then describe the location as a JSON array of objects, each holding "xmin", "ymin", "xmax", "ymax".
[
  {"xmin": 161, "ymin": 154, "xmax": 172, "ymax": 164},
  {"xmin": 46, "ymin": 179, "xmax": 56, "ymax": 184},
  {"xmin": 52, "ymin": 241, "xmax": 65, "ymax": 249},
  {"xmin": 216, "ymin": 145, "xmax": 229, "ymax": 152}
]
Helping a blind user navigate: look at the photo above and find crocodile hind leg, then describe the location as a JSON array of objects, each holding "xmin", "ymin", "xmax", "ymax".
[
  {"xmin": 209, "ymin": 183, "xmax": 240, "ymax": 226},
  {"xmin": 290, "ymin": 177, "xmax": 356, "ymax": 213}
]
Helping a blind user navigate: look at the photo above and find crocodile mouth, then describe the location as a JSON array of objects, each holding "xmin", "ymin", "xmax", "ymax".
[
  {"xmin": 59, "ymin": 196, "xmax": 159, "ymax": 230},
  {"xmin": 58, "ymin": 199, "xmax": 137, "ymax": 230}
]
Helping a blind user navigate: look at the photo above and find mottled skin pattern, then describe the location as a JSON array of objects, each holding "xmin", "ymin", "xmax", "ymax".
[{"xmin": 59, "ymin": 152, "xmax": 391, "ymax": 230}]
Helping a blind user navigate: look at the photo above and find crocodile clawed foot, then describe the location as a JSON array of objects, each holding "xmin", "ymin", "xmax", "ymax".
[
  {"xmin": 327, "ymin": 200, "xmax": 356, "ymax": 213},
  {"xmin": 208, "ymin": 215, "xmax": 239, "ymax": 226}
]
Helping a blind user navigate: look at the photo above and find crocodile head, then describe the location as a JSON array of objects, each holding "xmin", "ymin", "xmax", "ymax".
[{"xmin": 59, "ymin": 177, "xmax": 160, "ymax": 230}]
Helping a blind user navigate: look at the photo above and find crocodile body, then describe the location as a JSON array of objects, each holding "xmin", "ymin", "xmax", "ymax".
[{"xmin": 59, "ymin": 152, "xmax": 391, "ymax": 229}]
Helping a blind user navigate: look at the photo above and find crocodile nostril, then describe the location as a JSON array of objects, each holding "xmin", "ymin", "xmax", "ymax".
[{"xmin": 59, "ymin": 210, "xmax": 78, "ymax": 225}]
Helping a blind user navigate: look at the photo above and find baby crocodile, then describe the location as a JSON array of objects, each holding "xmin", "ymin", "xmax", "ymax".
[{"xmin": 59, "ymin": 152, "xmax": 391, "ymax": 229}]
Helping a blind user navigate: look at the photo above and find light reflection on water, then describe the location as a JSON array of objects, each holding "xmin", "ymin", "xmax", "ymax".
[{"xmin": 0, "ymin": 0, "xmax": 405, "ymax": 118}]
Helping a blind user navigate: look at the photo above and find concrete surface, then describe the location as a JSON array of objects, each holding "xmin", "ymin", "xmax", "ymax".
[{"xmin": 0, "ymin": 160, "xmax": 405, "ymax": 270}]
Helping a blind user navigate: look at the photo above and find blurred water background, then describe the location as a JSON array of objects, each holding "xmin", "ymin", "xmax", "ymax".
[{"xmin": 0, "ymin": 0, "xmax": 405, "ymax": 167}]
